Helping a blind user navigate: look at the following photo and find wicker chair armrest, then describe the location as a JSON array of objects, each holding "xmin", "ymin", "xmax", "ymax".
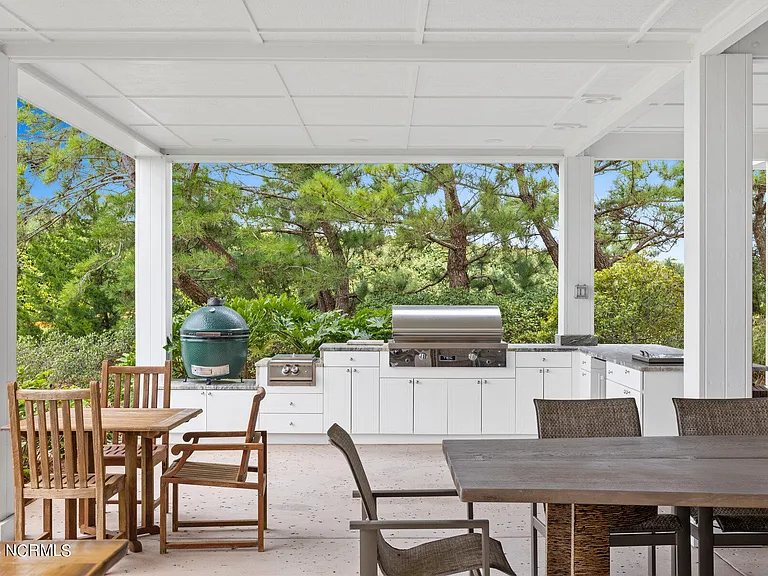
[
  {"xmin": 350, "ymin": 518, "xmax": 488, "ymax": 531},
  {"xmin": 171, "ymin": 442, "xmax": 264, "ymax": 455},
  {"xmin": 352, "ymin": 488, "xmax": 458, "ymax": 500},
  {"xmin": 181, "ymin": 430, "xmax": 247, "ymax": 442}
]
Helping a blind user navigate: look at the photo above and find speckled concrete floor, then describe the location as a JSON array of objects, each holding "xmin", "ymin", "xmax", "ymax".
[{"xmin": 24, "ymin": 444, "xmax": 768, "ymax": 575}]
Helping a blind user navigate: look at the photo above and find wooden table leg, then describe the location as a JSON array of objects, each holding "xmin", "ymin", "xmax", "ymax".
[
  {"xmin": 139, "ymin": 436, "xmax": 159, "ymax": 535},
  {"xmin": 124, "ymin": 432, "xmax": 141, "ymax": 552},
  {"xmin": 571, "ymin": 504, "xmax": 611, "ymax": 576},
  {"xmin": 698, "ymin": 507, "xmax": 714, "ymax": 576},
  {"xmin": 546, "ymin": 503, "xmax": 572, "ymax": 576}
]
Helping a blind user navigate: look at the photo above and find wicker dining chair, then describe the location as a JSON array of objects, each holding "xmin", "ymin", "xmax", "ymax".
[
  {"xmin": 673, "ymin": 397, "xmax": 768, "ymax": 544},
  {"xmin": 328, "ymin": 423, "xmax": 516, "ymax": 576},
  {"xmin": 7, "ymin": 381, "xmax": 127, "ymax": 541},
  {"xmin": 531, "ymin": 398, "xmax": 689, "ymax": 576}
]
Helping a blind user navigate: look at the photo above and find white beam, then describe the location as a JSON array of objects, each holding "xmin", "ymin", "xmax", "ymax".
[
  {"xmin": 684, "ymin": 54, "xmax": 753, "ymax": 399},
  {"xmin": 727, "ymin": 18, "xmax": 768, "ymax": 57},
  {"xmin": 557, "ymin": 156, "xmax": 595, "ymax": 343},
  {"xmin": 628, "ymin": 0, "xmax": 680, "ymax": 46},
  {"xmin": 564, "ymin": 67, "xmax": 683, "ymax": 156},
  {"xmin": 18, "ymin": 65, "xmax": 161, "ymax": 158},
  {"xmin": 162, "ymin": 147, "xmax": 565, "ymax": 164},
  {"xmin": 135, "ymin": 157, "xmax": 173, "ymax": 366},
  {"xmin": 1, "ymin": 41, "xmax": 693, "ymax": 64},
  {"xmin": 0, "ymin": 53, "xmax": 17, "ymax": 539},
  {"xmin": 585, "ymin": 131, "xmax": 684, "ymax": 159},
  {"xmin": 694, "ymin": 0, "xmax": 768, "ymax": 56}
]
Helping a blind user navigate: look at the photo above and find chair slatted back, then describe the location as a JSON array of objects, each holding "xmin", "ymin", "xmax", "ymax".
[
  {"xmin": 534, "ymin": 398, "xmax": 642, "ymax": 439},
  {"xmin": 327, "ymin": 423, "xmax": 378, "ymax": 521},
  {"xmin": 237, "ymin": 387, "xmax": 266, "ymax": 481},
  {"xmin": 101, "ymin": 360, "xmax": 172, "ymax": 445},
  {"xmin": 7, "ymin": 381, "xmax": 104, "ymax": 494},
  {"xmin": 673, "ymin": 397, "xmax": 768, "ymax": 436}
]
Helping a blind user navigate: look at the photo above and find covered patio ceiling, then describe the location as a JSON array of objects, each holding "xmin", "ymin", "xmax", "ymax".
[{"xmin": 1, "ymin": 0, "xmax": 768, "ymax": 162}]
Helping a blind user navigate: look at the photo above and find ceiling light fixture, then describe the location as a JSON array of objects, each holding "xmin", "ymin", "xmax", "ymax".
[
  {"xmin": 553, "ymin": 123, "xmax": 586, "ymax": 131},
  {"xmin": 212, "ymin": 137, "xmax": 232, "ymax": 143},
  {"xmin": 580, "ymin": 94, "xmax": 614, "ymax": 105},
  {"xmin": 484, "ymin": 138, "xmax": 504, "ymax": 143},
  {"xmin": 349, "ymin": 138, "xmax": 368, "ymax": 143}
]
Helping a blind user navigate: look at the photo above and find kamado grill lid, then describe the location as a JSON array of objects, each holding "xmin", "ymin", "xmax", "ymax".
[{"xmin": 180, "ymin": 297, "xmax": 250, "ymax": 338}]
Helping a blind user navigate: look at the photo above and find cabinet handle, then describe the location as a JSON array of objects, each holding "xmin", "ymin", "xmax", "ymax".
[
  {"xmin": 608, "ymin": 370, "xmax": 613, "ymax": 375},
  {"xmin": 353, "ymin": 368, "xmax": 357, "ymax": 372},
  {"xmin": 346, "ymin": 368, "xmax": 350, "ymax": 373},
  {"xmin": 582, "ymin": 360, "xmax": 586, "ymax": 365},
  {"xmin": 350, "ymin": 357, "xmax": 354, "ymax": 361},
  {"xmin": 623, "ymin": 389, "xmax": 631, "ymax": 395},
  {"xmin": 582, "ymin": 372, "xmax": 586, "ymax": 377},
  {"xmin": 538, "ymin": 369, "xmax": 543, "ymax": 373},
  {"xmin": 289, "ymin": 401, "xmax": 295, "ymax": 406},
  {"xmin": 483, "ymin": 379, "xmax": 488, "ymax": 384},
  {"xmin": 542, "ymin": 357, "xmax": 547, "ymax": 362},
  {"xmin": 207, "ymin": 391, "xmax": 212, "ymax": 396},
  {"xmin": 289, "ymin": 421, "xmax": 295, "ymax": 426},
  {"xmin": 545, "ymin": 369, "xmax": 550, "ymax": 373},
  {"xmin": 415, "ymin": 380, "xmax": 420, "ymax": 384},
  {"xmin": 200, "ymin": 391, "xmax": 204, "ymax": 396},
  {"xmin": 477, "ymin": 380, "xmax": 481, "ymax": 385},
  {"xmin": 625, "ymin": 369, "xmax": 630, "ymax": 374}
]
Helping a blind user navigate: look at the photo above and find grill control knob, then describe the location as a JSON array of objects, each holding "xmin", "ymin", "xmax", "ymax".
[
  {"xmin": 281, "ymin": 365, "xmax": 291, "ymax": 376},
  {"xmin": 290, "ymin": 365, "xmax": 300, "ymax": 375},
  {"xmin": 418, "ymin": 352, "xmax": 428, "ymax": 360},
  {"xmin": 468, "ymin": 351, "xmax": 479, "ymax": 361}
]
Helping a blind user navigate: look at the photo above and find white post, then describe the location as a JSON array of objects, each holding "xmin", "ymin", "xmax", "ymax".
[
  {"xmin": 135, "ymin": 156, "xmax": 173, "ymax": 366},
  {"xmin": 557, "ymin": 156, "xmax": 596, "ymax": 346},
  {"xmin": 684, "ymin": 54, "xmax": 753, "ymax": 398},
  {"xmin": 0, "ymin": 54, "xmax": 17, "ymax": 539}
]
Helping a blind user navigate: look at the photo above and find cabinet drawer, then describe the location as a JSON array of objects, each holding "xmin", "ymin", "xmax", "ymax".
[
  {"xmin": 579, "ymin": 353, "xmax": 592, "ymax": 371},
  {"xmin": 260, "ymin": 393, "xmax": 322, "ymax": 414},
  {"xmin": 516, "ymin": 352, "xmax": 572, "ymax": 368},
  {"xmin": 323, "ymin": 351, "xmax": 379, "ymax": 367},
  {"xmin": 606, "ymin": 362, "xmax": 642, "ymax": 391},
  {"xmin": 605, "ymin": 380, "xmax": 643, "ymax": 415},
  {"xmin": 260, "ymin": 413, "xmax": 324, "ymax": 433}
]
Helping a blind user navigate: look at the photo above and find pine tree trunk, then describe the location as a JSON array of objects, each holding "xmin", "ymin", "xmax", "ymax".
[
  {"xmin": 319, "ymin": 221, "xmax": 353, "ymax": 313},
  {"xmin": 174, "ymin": 272, "xmax": 210, "ymax": 305},
  {"xmin": 514, "ymin": 164, "xmax": 560, "ymax": 268},
  {"xmin": 754, "ymin": 179, "xmax": 767, "ymax": 278},
  {"xmin": 443, "ymin": 171, "xmax": 471, "ymax": 289}
]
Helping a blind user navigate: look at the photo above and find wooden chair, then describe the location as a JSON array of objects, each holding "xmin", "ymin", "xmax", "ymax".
[
  {"xmin": 160, "ymin": 387, "xmax": 267, "ymax": 553},
  {"xmin": 673, "ymin": 398, "xmax": 768, "ymax": 547},
  {"xmin": 100, "ymin": 360, "xmax": 171, "ymax": 510},
  {"xmin": 7, "ymin": 381, "xmax": 126, "ymax": 541},
  {"xmin": 531, "ymin": 399, "xmax": 690, "ymax": 576}
]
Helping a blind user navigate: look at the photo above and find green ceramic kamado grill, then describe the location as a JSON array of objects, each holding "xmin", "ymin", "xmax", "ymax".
[{"xmin": 180, "ymin": 297, "xmax": 250, "ymax": 381}]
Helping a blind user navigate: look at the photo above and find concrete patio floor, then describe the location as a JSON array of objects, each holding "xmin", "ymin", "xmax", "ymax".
[{"xmin": 26, "ymin": 443, "xmax": 768, "ymax": 575}]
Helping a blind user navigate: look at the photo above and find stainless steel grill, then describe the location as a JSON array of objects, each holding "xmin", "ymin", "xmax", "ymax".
[{"xmin": 389, "ymin": 305, "xmax": 507, "ymax": 368}]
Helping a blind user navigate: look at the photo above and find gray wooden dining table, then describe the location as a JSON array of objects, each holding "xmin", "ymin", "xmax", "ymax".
[{"xmin": 443, "ymin": 435, "xmax": 768, "ymax": 576}]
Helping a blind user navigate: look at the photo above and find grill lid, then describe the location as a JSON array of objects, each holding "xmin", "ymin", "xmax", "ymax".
[
  {"xmin": 391, "ymin": 305, "xmax": 503, "ymax": 343},
  {"xmin": 180, "ymin": 297, "xmax": 250, "ymax": 337}
]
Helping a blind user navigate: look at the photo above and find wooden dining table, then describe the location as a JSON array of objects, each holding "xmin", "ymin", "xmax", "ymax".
[
  {"xmin": 6, "ymin": 407, "xmax": 201, "ymax": 552},
  {"xmin": 0, "ymin": 539, "xmax": 128, "ymax": 576},
  {"xmin": 443, "ymin": 435, "xmax": 768, "ymax": 576}
]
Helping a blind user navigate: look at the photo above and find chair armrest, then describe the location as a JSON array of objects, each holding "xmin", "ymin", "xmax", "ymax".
[
  {"xmin": 171, "ymin": 443, "xmax": 264, "ymax": 455},
  {"xmin": 350, "ymin": 518, "xmax": 488, "ymax": 531},
  {"xmin": 352, "ymin": 488, "xmax": 458, "ymax": 500},
  {"xmin": 182, "ymin": 430, "xmax": 247, "ymax": 442}
]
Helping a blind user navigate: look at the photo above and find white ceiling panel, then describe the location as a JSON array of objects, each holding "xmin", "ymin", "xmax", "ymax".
[
  {"xmin": 423, "ymin": 31, "xmax": 634, "ymax": 43},
  {"xmin": 532, "ymin": 128, "xmax": 583, "ymax": 148},
  {"xmin": 260, "ymin": 31, "xmax": 414, "ymax": 43},
  {"xmin": 86, "ymin": 62, "xmax": 286, "ymax": 97},
  {"xmin": 754, "ymin": 74, "xmax": 768, "ymax": 105},
  {"xmin": 307, "ymin": 125, "xmax": 408, "ymax": 147},
  {"xmin": 169, "ymin": 125, "xmax": 313, "ymax": 147},
  {"xmin": 294, "ymin": 98, "xmax": 410, "ymax": 126},
  {"xmin": 653, "ymin": 0, "xmax": 732, "ymax": 30},
  {"xmin": 416, "ymin": 63, "xmax": 601, "ymax": 97},
  {"xmin": 409, "ymin": 126, "xmax": 545, "ymax": 147},
  {"xmin": 754, "ymin": 105, "xmax": 768, "ymax": 130},
  {"xmin": 278, "ymin": 63, "xmax": 415, "ymax": 97},
  {"xmin": 411, "ymin": 97, "xmax": 566, "ymax": 126},
  {"xmin": 586, "ymin": 66, "xmax": 657, "ymax": 98},
  {"xmin": 557, "ymin": 100, "xmax": 625, "ymax": 125},
  {"xmin": 243, "ymin": 0, "xmax": 421, "ymax": 29},
  {"xmin": 4, "ymin": 0, "xmax": 246, "ymax": 30},
  {"xmin": 625, "ymin": 104, "xmax": 683, "ymax": 130},
  {"xmin": 43, "ymin": 30, "xmax": 253, "ymax": 42},
  {"xmin": 132, "ymin": 97, "xmax": 298, "ymax": 126},
  {"xmin": 426, "ymin": 0, "xmax": 661, "ymax": 29},
  {"xmin": 35, "ymin": 63, "xmax": 120, "ymax": 97},
  {"xmin": 129, "ymin": 125, "xmax": 189, "ymax": 148},
  {"xmin": 88, "ymin": 97, "xmax": 154, "ymax": 125}
]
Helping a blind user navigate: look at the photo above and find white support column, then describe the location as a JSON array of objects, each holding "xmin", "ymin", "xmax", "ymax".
[
  {"xmin": 135, "ymin": 156, "xmax": 172, "ymax": 366},
  {"xmin": 0, "ymin": 54, "xmax": 17, "ymax": 538},
  {"xmin": 684, "ymin": 54, "xmax": 753, "ymax": 398},
  {"xmin": 557, "ymin": 156, "xmax": 596, "ymax": 345}
]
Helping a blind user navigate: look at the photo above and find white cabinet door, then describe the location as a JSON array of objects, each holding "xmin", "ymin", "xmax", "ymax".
[
  {"xmin": 168, "ymin": 389, "xmax": 207, "ymax": 434},
  {"xmin": 481, "ymin": 378, "xmax": 515, "ymax": 435},
  {"xmin": 447, "ymin": 379, "xmax": 482, "ymax": 435},
  {"xmin": 543, "ymin": 367, "xmax": 572, "ymax": 399},
  {"xmin": 413, "ymin": 378, "xmax": 447, "ymax": 435},
  {"xmin": 352, "ymin": 367, "xmax": 380, "ymax": 434},
  {"xmin": 323, "ymin": 366, "xmax": 352, "ymax": 430},
  {"xmin": 515, "ymin": 368, "xmax": 543, "ymax": 435},
  {"xmin": 206, "ymin": 390, "xmax": 260, "ymax": 432},
  {"xmin": 606, "ymin": 380, "xmax": 643, "ymax": 417},
  {"xmin": 380, "ymin": 378, "xmax": 413, "ymax": 434},
  {"xmin": 577, "ymin": 368, "xmax": 592, "ymax": 399}
]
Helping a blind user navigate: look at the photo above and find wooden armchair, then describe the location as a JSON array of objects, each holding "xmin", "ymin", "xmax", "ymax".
[
  {"xmin": 100, "ymin": 360, "xmax": 172, "ymax": 511},
  {"xmin": 160, "ymin": 387, "xmax": 267, "ymax": 553},
  {"xmin": 7, "ymin": 381, "xmax": 126, "ymax": 541}
]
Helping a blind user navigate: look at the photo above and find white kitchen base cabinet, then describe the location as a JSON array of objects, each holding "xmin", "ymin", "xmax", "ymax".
[
  {"xmin": 543, "ymin": 367, "xmax": 572, "ymax": 399},
  {"xmin": 448, "ymin": 379, "xmax": 482, "ymax": 435},
  {"xmin": 380, "ymin": 378, "xmax": 414, "ymax": 434},
  {"xmin": 481, "ymin": 378, "xmax": 515, "ymax": 435},
  {"xmin": 414, "ymin": 378, "xmax": 448, "ymax": 435},
  {"xmin": 351, "ymin": 366, "xmax": 380, "ymax": 434},
  {"xmin": 515, "ymin": 368, "xmax": 544, "ymax": 435},
  {"xmin": 168, "ymin": 389, "xmax": 207, "ymax": 434},
  {"xmin": 323, "ymin": 366, "xmax": 352, "ymax": 431}
]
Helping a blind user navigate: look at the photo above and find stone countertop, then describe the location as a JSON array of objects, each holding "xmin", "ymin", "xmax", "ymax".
[
  {"xmin": 320, "ymin": 342, "xmax": 386, "ymax": 352},
  {"xmin": 171, "ymin": 379, "xmax": 261, "ymax": 390},
  {"xmin": 509, "ymin": 343, "xmax": 683, "ymax": 371}
]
